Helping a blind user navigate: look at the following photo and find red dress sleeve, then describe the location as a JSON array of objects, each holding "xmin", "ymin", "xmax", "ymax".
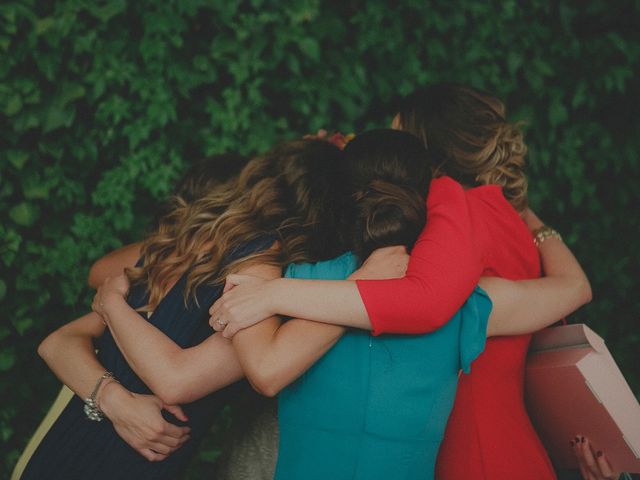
[{"xmin": 355, "ymin": 176, "xmax": 482, "ymax": 335}]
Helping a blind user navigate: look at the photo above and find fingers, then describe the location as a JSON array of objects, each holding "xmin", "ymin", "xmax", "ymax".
[
  {"xmin": 580, "ymin": 437, "xmax": 601, "ymax": 477},
  {"xmin": 209, "ymin": 300, "xmax": 223, "ymax": 329},
  {"xmin": 156, "ymin": 433, "xmax": 190, "ymax": 449},
  {"xmin": 573, "ymin": 436, "xmax": 593, "ymax": 480},
  {"xmin": 147, "ymin": 441, "xmax": 172, "ymax": 455},
  {"xmin": 595, "ymin": 451, "xmax": 612, "ymax": 478},
  {"xmin": 161, "ymin": 421, "xmax": 191, "ymax": 439},
  {"xmin": 578, "ymin": 463, "xmax": 596, "ymax": 480},
  {"xmin": 139, "ymin": 448, "xmax": 168, "ymax": 462},
  {"xmin": 209, "ymin": 296, "xmax": 232, "ymax": 331},
  {"xmin": 595, "ymin": 451, "xmax": 620, "ymax": 480},
  {"xmin": 572, "ymin": 435, "xmax": 619, "ymax": 480},
  {"xmin": 163, "ymin": 404, "xmax": 189, "ymax": 422},
  {"xmin": 223, "ymin": 279, "xmax": 237, "ymax": 294},
  {"xmin": 222, "ymin": 324, "xmax": 239, "ymax": 339}
]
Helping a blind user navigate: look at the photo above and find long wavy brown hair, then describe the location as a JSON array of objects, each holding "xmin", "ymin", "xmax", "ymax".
[
  {"xmin": 127, "ymin": 139, "xmax": 351, "ymax": 311},
  {"xmin": 397, "ymin": 83, "xmax": 528, "ymax": 211}
]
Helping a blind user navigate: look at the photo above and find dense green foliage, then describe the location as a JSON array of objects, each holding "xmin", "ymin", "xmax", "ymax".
[{"xmin": 1, "ymin": 0, "xmax": 638, "ymax": 477}]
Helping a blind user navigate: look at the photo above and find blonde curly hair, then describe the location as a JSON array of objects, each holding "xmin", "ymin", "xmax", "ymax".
[
  {"xmin": 397, "ymin": 83, "xmax": 528, "ymax": 212},
  {"xmin": 127, "ymin": 139, "xmax": 351, "ymax": 311}
]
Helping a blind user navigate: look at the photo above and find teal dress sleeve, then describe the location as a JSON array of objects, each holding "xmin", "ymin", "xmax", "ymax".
[
  {"xmin": 284, "ymin": 252, "xmax": 358, "ymax": 281},
  {"xmin": 459, "ymin": 286, "xmax": 492, "ymax": 373}
]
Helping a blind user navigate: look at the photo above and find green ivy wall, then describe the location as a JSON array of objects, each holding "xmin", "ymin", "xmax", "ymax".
[{"xmin": 1, "ymin": 0, "xmax": 638, "ymax": 477}]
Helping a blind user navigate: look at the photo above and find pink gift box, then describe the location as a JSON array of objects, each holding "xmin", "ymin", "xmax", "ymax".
[{"xmin": 526, "ymin": 324, "xmax": 640, "ymax": 473}]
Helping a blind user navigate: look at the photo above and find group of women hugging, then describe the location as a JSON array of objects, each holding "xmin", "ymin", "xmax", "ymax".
[{"xmin": 17, "ymin": 83, "xmax": 613, "ymax": 480}]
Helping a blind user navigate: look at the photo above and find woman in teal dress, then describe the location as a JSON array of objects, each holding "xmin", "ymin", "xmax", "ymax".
[{"xmin": 276, "ymin": 254, "xmax": 490, "ymax": 479}]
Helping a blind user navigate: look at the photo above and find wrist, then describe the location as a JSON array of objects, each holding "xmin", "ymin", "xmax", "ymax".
[
  {"xmin": 268, "ymin": 278, "xmax": 286, "ymax": 315},
  {"xmin": 532, "ymin": 226, "xmax": 562, "ymax": 247},
  {"xmin": 98, "ymin": 381, "xmax": 129, "ymax": 420},
  {"xmin": 102, "ymin": 292, "xmax": 128, "ymax": 318}
]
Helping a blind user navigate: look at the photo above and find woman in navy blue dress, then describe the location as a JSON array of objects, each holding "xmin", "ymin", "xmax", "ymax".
[{"xmin": 21, "ymin": 139, "xmax": 351, "ymax": 480}]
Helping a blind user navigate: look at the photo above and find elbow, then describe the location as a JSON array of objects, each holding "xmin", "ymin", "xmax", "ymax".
[
  {"xmin": 156, "ymin": 391, "xmax": 182, "ymax": 406},
  {"xmin": 251, "ymin": 380, "xmax": 280, "ymax": 398},
  {"xmin": 579, "ymin": 277, "xmax": 593, "ymax": 306},
  {"xmin": 153, "ymin": 380, "xmax": 190, "ymax": 406},
  {"xmin": 245, "ymin": 369, "xmax": 282, "ymax": 398},
  {"xmin": 38, "ymin": 332, "xmax": 58, "ymax": 363},
  {"xmin": 87, "ymin": 262, "xmax": 102, "ymax": 289},
  {"xmin": 149, "ymin": 369, "xmax": 196, "ymax": 405}
]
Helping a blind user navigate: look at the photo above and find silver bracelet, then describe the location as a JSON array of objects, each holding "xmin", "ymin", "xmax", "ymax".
[{"xmin": 84, "ymin": 371, "xmax": 115, "ymax": 421}]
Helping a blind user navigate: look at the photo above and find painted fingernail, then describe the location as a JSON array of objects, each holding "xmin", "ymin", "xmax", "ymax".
[
  {"xmin": 580, "ymin": 436, "xmax": 585, "ymax": 443},
  {"xmin": 575, "ymin": 436, "xmax": 580, "ymax": 443},
  {"xmin": 596, "ymin": 451, "xmax": 603, "ymax": 457}
]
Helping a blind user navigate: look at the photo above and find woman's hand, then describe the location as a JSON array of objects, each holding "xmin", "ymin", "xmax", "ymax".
[
  {"xmin": 572, "ymin": 436, "xmax": 620, "ymax": 480},
  {"xmin": 99, "ymin": 381, "xmax": 191, "ymax": 461},
  {"xmin": 352, "ymin": 246, "xmax": 409, "ymax": 280},
  {"xmin": 209, "ymin": 274, "xmax": 276, "ymax": 338},
  {"xmin": 92, "ymin": 274, "xmax": 130, "ymax": 319}
]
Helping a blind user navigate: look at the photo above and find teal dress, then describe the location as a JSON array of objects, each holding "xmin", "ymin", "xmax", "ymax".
[{"xmin": 275, "ymin": 252, "xmax": 492, "ymax": 480}]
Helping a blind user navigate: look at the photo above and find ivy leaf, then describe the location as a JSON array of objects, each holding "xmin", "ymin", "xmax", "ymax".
[
  {"xmin": 7, "ymin": 151, "xmax": 28, "ymax": 170},
  {"xmin": 22, "ymin": 174, "xmax": 51, "ymax": 200},
  {"xmin": 43, "ymin": 105, "xmax": 76, "ymax": 133},
  {"xmin": 9, "ymin": 202, "xmax": 40, "ymax": 227},
  {"xmin": 86, "ymin": 0, "xmax": 127, "ymax": 23},
  {"xmin": 4, "ymin": 95, "xmax": 22, "ymax": 116},
  {"xmin": 0, "ymin": 348, "xmax": 15, "ymax": 371},
  {"xmin": 298, "ymin": 38, "xmax": 320, "ymax": 60},
  {"xmin": 11, "ymin": 317, "xmax": 33, "ymax": 336},
  {"xmin": 548, "ymin": 99, "xmax": 568, "ymax": 127},
  {"xmin": 0, "ymin": 326, "xmax": 10, "ymax": 342},
  {"xmin": 34, "ymin": 17, "xmax": 55, "ymax": 36}
]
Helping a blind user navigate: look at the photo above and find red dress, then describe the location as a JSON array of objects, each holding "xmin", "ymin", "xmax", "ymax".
[{"xmin": 356, "ymin": 176, "xmax": 557, "ymax": 479}]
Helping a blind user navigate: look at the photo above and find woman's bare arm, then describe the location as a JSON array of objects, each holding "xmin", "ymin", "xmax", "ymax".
[
  {"xmin": 210, "ymin": 247, "xmax": 410, "ymax": 337},
  {"xmin": 37, "ymin": 312, "xmax": 190, "ymax": 460},
  {"xmin": 96, "ymin": 279, "xmax": 246, "ymax": 405},
  {"xmin": 38, "ymin": 312, "xmax": 110, "ymax": 399},
  {"xmin": 88, "ymin": 242, "xmax": 142, "ymax": 288},
  {"xmin": 226, "ymin": 248, "xmax": 409, "ymax": 396},
  {"xmin": 482, "ymin": 210, "xmax": 592, "ymax": 336},
  {"xmin": 96, "ymin": 253, "xmax": 394, "ymax": 403}
]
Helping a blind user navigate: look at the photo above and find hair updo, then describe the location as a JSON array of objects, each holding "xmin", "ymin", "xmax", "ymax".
[
  {"xmin": 343, "ymin": 129, "xmax": 432, "ymax": 259},
  {"xmin": 397, "ymin": 83, "xmax": 528, "ymax": 211}
]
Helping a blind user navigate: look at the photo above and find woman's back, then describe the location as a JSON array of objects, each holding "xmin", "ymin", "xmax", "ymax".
[
  {"xmin": 21, "ymin": 238, "xmax": 272, "ymax": 480},
  {"xmin": 276, "ymin": 252, "xmax": 491, "ymax": 480},
  {"xmin": 436, "ymin": 185, "xmax": 555, "ymax": 480}
]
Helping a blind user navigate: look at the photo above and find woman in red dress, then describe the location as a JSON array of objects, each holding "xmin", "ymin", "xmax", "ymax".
[
  {"xmin": 213, "ymin": 84, "xmax": 590, "ymax": 479},
  {"xmin": 387, "ymin": 83, "xmax": 557, "ymax": 479}
]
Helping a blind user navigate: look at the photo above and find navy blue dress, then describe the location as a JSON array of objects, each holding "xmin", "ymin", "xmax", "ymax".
[{"xmin": 21, "ymin": 238, "xmax": 273, "ymax": 480}]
